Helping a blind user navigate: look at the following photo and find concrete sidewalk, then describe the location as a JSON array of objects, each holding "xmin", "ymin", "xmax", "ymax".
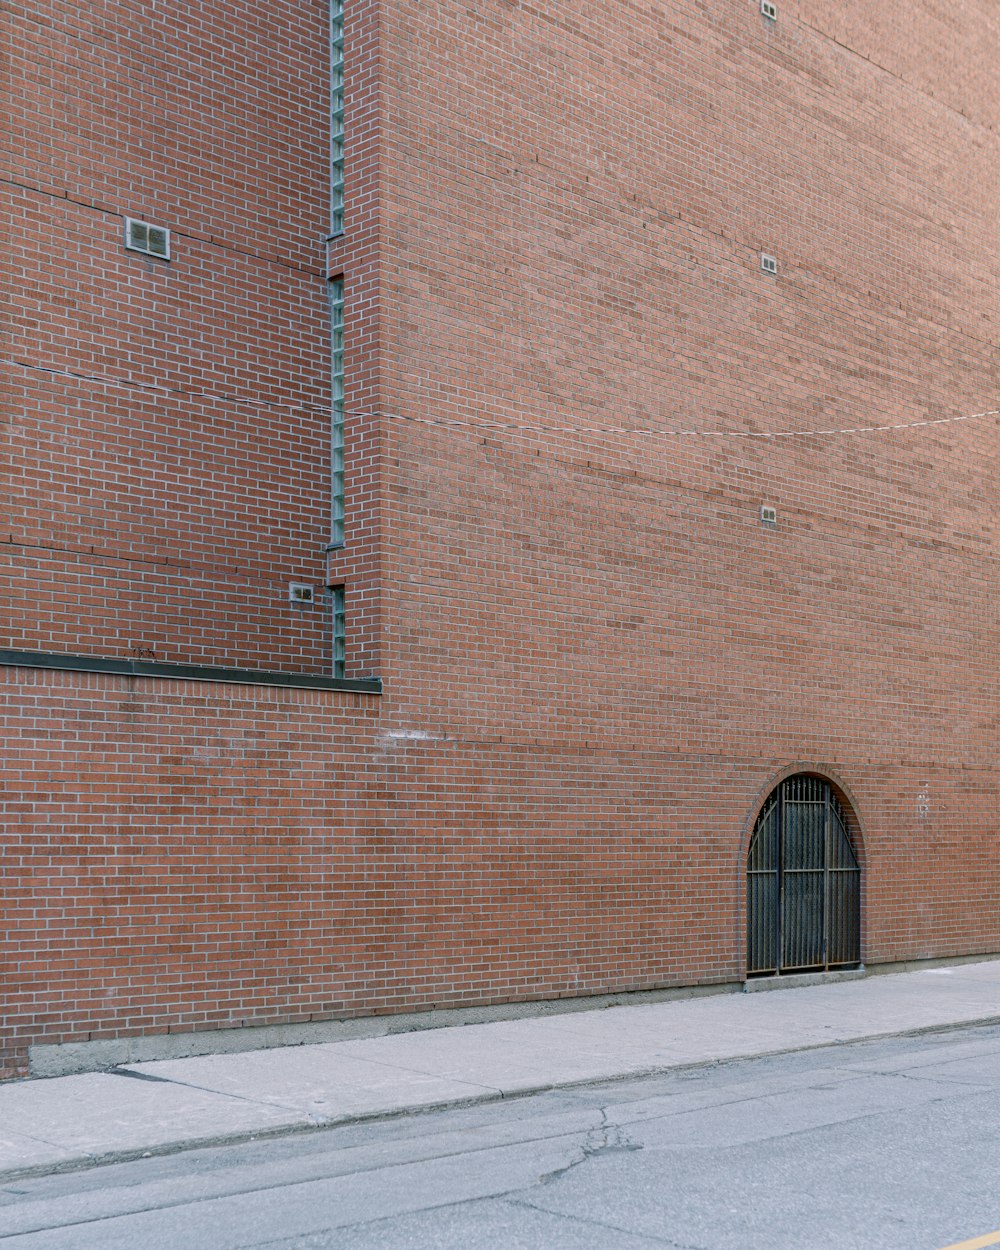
[{"xmin": 3, "ymin": 959, "xmax": 1000, "ymax": 1182}]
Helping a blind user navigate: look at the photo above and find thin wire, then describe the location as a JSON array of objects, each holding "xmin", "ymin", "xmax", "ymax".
[
  {"xmin": 3, "ymin": 355, "xmax": 998, "ymax": 442},
  {"xmin": 376, "ymin": 406, "xmax": 1000, "ymax": 440}
]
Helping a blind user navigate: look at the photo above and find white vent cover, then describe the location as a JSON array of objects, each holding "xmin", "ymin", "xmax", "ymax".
[
  {"xmin": 760, "ymin": 504, "xmax": 777, "ymax": 525},
  {"xmin": 760, "ymin": 0, "xmax": 777, "ymax": 19},
  {"xmin": 760, "ymin": 252, "xmax": 778, "ymax": 275},
  {"xmin": 288, "ymin": 583, "xmax": 315, "ymax": 605},
  {"xmin": 125, "ymin": 218, "xmax": 170, "ymax": 259}
]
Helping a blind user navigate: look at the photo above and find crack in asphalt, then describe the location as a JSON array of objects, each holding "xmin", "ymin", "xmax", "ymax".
[
  {"xmin": 0, "ymin": 1117, "xmax": 610, "ymax": 1239},
  {"xmin": 505, "ymin": 1193, "xmax": 704, "ymax": 1250},
  {"xmin": 834, "ymin": 1065, "xmax": 995, "ymax": 1089},
  {"xmin": 535, "ymin": 1108, "xmax": 644, "ymax": 1186}
]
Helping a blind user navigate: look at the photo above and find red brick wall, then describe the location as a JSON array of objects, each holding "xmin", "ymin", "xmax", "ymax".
[
  {"xmin": 1, "ymin": 670, "xmax": 384, "ymax": 1080},
  {"xmin": 4, "ymin": 0, "xmax": 1000, "ymax": 1078},
  {"xmin": 2, "ymin": 0, "xmax": 361, "ymax": 672},
  {"xmin": 373, "ymin": 0, "xmax": 1000, "ymax": 971}
]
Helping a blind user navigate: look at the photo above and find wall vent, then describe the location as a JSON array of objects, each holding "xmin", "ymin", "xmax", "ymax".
[
  {"xmin": 760, "ymin": 0, "xmax": 777, "ymax": 19},
  {"xmin": 760, "ymin": 504, "xmax": 777, "ymax": 525},
  {"xmin": 125, "ymin": 218, "xmax": 170, "ymax": 259},
  {"xmin": 760, "ymin": 252, "xmax": 778, "ymax": 275},
  {"xmin": 289, "ymin": 583, "xmax": 315, "ymax": 605}
]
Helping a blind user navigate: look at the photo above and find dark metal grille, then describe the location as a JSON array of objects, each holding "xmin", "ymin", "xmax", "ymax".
[{"xmin": 747, "ymin": 775, "xmax": 860, "ymax": 976}]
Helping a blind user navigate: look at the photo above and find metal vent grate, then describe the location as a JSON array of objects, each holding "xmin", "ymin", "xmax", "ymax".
[
  {"xmin": 125, "ymin": 218, "xmax": 170, "ymax": 259},
  {"xmin": 760, "ymin": 252, "xmax": 778, "ymax": 275},
  {"xmin": 760, "ymin": 0, "xmax": 777, "ymax": 19}
]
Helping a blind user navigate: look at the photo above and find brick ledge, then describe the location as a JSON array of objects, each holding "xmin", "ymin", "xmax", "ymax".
[{"xmin": 0, "ymin": 648, "xmax": 381, "ymax": 693}]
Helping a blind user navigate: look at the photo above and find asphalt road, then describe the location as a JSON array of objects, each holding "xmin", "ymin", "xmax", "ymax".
[{"xmin": 2, "ymin": 1024, "xmax": 999, "ymax": 1249}]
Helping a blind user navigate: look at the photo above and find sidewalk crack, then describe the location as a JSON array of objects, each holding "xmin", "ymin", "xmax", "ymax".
[
  {"xmin": 105, "ymin": 1068, "xmax": 312, "ymax": 1118},
  {"xmin": 106, "ymin": 1069, "xmax": 175, "ymax": 1085}
]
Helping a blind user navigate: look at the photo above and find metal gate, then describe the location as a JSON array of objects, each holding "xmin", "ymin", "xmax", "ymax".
[{"xmin": 747, "ymin": 775, "xmax": 860, "ymax": 976}]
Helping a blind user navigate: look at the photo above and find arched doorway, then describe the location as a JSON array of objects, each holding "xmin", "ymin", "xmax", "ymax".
[{"xmin": 747, "ymin": 774, "xmax": 861, "ymax": 976}]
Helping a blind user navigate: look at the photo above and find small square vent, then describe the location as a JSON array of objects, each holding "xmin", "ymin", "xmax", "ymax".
[
  {"xmin": 760, "ymin": 504, "xmax": 777, "ymax": 526},
  {"xmin": 760, "ymin": 0, "xmax": 777, "ymax": 19},
  {"xmin": 125, "ymin": 218, "xmax": 171, "ymax": 260},
  {"xmin": 288, "ymin": 582, "xmax": 315, "ymax": 605},
  {"xmin": 760, "ymin": 252, "xmax": 778, "ymax": 275}
]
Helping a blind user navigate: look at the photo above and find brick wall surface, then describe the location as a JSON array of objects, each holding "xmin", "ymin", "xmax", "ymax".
[{"xmin": 3, "ymin": 0, "xmax": 999, "ymax": 1078}]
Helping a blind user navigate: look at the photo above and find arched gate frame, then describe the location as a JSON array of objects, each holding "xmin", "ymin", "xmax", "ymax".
[{"xmin": 746, "ymin": 773, "xmax": 862, "ymax": 976}]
